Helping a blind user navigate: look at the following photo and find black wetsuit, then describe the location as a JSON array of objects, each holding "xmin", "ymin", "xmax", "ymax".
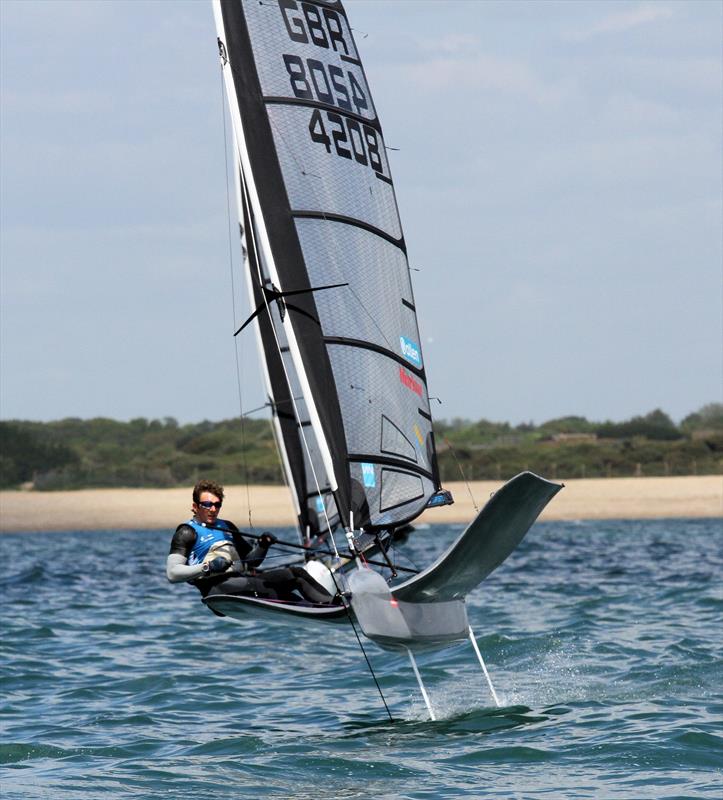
[{"xmin": 169, "ymin": 523, "xmax": 333, "ymax": 604}]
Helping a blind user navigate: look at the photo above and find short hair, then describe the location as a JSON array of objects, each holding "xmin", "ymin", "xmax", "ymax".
[{"xmin": 192, "ymin": 479, "xmax": 225, "ymax": 504}]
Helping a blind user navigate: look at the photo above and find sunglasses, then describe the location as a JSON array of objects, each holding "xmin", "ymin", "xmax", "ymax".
[{"xmin": 198, "ymin": 500, "xmax": 222, "ymax": 509}]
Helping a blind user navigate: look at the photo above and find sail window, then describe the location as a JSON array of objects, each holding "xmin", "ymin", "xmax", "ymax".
[
  {"xmin": 379, "ymin": 469, "xmax": 425, "ymax": 514},
  {"xmin": 381, "ymin": 416, "xmax": 417, "ymax": 463}
]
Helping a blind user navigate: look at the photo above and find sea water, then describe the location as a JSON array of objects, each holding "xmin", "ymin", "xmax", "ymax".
[{"xmin": 1, "ymin": 519, "xmax": 721, "ymax": 799}]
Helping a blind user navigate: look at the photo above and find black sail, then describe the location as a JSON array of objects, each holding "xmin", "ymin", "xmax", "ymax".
[{"xmin": 215, "ymin": 0, "xmax": 442, "ymax": 532}]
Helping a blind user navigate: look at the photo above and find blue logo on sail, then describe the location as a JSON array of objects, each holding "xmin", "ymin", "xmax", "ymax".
[
  {"xmin": 361, "ymin": 462, "xmax": 376, "ymax": 488},
  {"xmin": 400, "ymin": 336, "xmax": 422, "ymax": 367},
  {"xmin": 315, "ymin": 496, "xmax": 325, "ymax": 513}
]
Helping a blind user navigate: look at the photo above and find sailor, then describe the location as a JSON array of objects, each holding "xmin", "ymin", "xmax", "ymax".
[{"xmin": 166, "ymin": 479, "xmax": 334, "ymax": 604}]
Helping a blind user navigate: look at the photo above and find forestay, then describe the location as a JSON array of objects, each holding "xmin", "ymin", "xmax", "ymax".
[{"xmin": 214, "ymin": 0, "xmax": 445, "ymax": 536}]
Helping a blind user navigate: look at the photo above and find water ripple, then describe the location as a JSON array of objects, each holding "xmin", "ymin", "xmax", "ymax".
[{"xmin": 1, "ymin": 520, "xmax": 722, "ymax": 798}]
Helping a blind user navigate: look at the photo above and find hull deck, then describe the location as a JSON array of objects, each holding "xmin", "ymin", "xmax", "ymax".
[{"xmin": 203, "ymin": 593, "xmax": 349, "ymax": 624}]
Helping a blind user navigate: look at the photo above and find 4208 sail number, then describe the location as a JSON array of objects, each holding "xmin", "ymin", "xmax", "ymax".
[
  {"xmin": 308, "ymin": 109, "xmax": 384, "ymax": 173},
  {"xmin": 282, "ymin": 53, "xmax": 386, "ymax": 176}
]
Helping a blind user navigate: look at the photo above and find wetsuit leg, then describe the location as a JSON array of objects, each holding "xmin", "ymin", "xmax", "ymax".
[
  {"xmin": 289, "ymin": 566, "xmax": 334, "ymax": 603},
  {"xmin": 205, "ymin": 575, "xmax": 279, "ymax": 599},
  {"xmin": 259, "ymin": 567, "xmax": 333, "ymax": 604}
]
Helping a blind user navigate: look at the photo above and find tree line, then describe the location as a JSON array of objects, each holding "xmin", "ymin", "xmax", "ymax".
[{"xmin": 0, "ymin": 404, "xmax": 721, "ymax": 490}]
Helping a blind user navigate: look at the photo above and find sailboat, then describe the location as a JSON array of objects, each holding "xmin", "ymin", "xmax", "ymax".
[{"xmin": 208, "ymin": 0, "xmax": 562, "ymax": 716}]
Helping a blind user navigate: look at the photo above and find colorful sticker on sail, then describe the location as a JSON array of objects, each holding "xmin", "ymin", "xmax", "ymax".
[
  {"xmin": 399, "ymin": 335, "xmax": 422, "ymax": 367},
  {"xmin": 361, "ymin": 462, "xmax": 376, "ymax": 488},
  {"xmin": 315, "ymin": 496, "xmax": 325, "ymax": 514},
  {"xmin": 399, "ymin": 366, "xmax": 423, "ymax": 397}
]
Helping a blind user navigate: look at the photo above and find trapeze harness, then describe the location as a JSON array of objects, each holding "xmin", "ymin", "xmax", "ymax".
[{"xmin": 184, "ymin": 518, "xmax": 238, "ymax": 566}]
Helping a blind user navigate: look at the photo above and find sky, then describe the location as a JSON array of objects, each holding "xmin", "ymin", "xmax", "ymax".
[{"xmin": 1, "ymin": 0, "xmax": 720, "ymax": 426}]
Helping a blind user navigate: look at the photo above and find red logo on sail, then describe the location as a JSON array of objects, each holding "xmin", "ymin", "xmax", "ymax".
[{"xmin": 399, "ymin": 367, "xmax": 422, "ymax": 397}]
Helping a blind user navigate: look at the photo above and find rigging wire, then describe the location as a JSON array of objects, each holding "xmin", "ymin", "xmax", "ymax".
[
  {"xmin": 220, "ymin": 69, "xmax": 254, "ymax": 530},
  {"xmin": 343, "ymin": 599, "xmax": 394, "ymax": 723},
  {"xmin": 234, "ymin": 144, "xmax": 339, "ymax": 556},
  {"xmin": 321, "ymin": 539, "xmax": 395, "ymax": 723},
  {"xmin": 238, "ymin": 529, "xmax": 419, "ymax": 574},
  {"xmin": 444, "ymin": 437, "xmax": 479, "ymax": 513},
  {"xmin": 240, "ymin": 396, "xmax": 303, "ymax": 418}
]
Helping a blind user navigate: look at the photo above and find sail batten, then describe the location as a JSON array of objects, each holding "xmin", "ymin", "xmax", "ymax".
[
  {"xmin": 215, "ymin": 0, "xmax": 442, "ymax": 534},
  {"xmin": 323, "ymin": 337, "xmax": 427, "ymax": 377},
  {"xmin": 290, "ymin": 211, "xmax": 405, "ymax": 249}
]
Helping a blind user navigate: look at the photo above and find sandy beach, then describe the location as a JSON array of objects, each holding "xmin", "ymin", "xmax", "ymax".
[{"xmin": 0, "ymin": 475, "xmax": 720, "ymax": 532}]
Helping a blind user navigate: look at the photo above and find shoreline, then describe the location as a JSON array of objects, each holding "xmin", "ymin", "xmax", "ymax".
[{"xmin": 0, "ymin": 475, "xmax": 720, "ymax": 533}]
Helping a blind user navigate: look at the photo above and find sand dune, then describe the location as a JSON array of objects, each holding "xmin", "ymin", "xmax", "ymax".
[{"xmin": 1, "ymin": 475, "xmax": 720, "ymax": 532}]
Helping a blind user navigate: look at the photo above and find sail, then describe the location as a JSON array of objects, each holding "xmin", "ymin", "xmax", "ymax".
[{"xmin": 215, "ymin": 0, "xmax": 442, "ymax": 532}]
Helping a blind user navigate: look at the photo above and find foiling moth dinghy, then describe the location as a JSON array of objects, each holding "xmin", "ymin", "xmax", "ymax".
[
  {"xmin": 205, "ymin": 471, "xmax": 562, "ymax": 718},
  {"xmin": 207, "ymin": 0, "xmax": 562, "ymax": 718}
]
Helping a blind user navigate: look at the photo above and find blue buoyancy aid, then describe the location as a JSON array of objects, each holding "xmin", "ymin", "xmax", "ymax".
[{"xmin": 185, "ymin": 518, "xmax": 235, "ymax": 565}]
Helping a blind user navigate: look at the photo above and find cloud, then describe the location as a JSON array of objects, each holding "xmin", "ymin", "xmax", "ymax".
[
  {"xmin": 2, "ymin": 88, "xmax": 114, "ymax": 115},
  {"xmin": 602, "ymin": 91, "xmax": 680, "ymax": 128},
  {"xmin": 565, "ymin": 2, "xmax": 674, "ymax": 41},
  {"xmin": 400, "ymin": 53, "xmax": 572, "ymax": 106},
  {"xmin": 414, "ymin": 32, "xmax": 481, "ymax": 55}
]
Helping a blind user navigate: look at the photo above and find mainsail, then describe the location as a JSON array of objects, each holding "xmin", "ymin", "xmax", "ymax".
[{"xmin": 214, "ymin": 0, "xmax": 443, "ymax": 536}]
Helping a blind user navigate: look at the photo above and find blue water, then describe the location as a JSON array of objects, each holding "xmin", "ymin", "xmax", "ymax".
[{"xmin": 1, "ymin": 519, "xmax": 721, "ymax": 798}]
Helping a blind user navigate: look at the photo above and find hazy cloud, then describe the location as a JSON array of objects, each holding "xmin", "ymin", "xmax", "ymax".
[
  {"xmin": 565, "ymin": 2, "xmax": 674, "ymax": 41},
  {"xmin": 413, "ymin": 32, "xmax": 481, "ymax": 55},
  {"xmin": 400, "ymin": 53, "xmax": 572, "ymax": 105}
]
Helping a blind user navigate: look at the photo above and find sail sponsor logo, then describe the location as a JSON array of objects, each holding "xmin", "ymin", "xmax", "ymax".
[
  {"xmin": 413, "ymin": 423, "xmax": 426, "ymax": 463},
  {"xmin": 361, "ymin": 462, "xmax": 376, "ymax": 488},
  {"xmin": 399, "ymin": 367, "xmax": 423, "ymax": 397},
  {"xmin": 400, "ymin": 336, "xmax": 422, "ymax": 367}
]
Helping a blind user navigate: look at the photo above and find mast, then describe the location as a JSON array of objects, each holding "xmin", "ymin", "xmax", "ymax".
[
  {"xmin": 236, "ymin": 164, "xmax": 340, "ymax": 537},
  {"xmin": 215, "ymin": 0, "xmax": 345, "ymax": 525},
  {"xmin": 233, "ymin": 166, "xmax": 303, "ymax": 529}
]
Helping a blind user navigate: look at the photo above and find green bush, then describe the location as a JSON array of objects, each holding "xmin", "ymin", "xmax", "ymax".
[{"xmin": 1, "ymin": 404, "xmax": 720, "ymax": 489}]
